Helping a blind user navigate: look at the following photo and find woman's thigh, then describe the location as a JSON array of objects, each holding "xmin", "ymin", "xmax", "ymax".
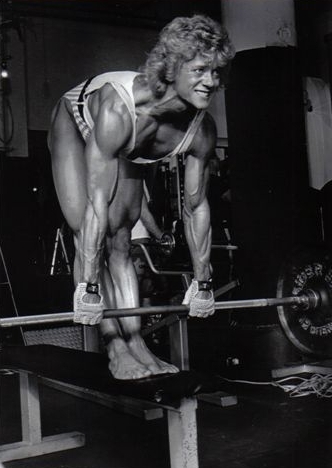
[{"xmin": 48, "ymin": 99, "xmax": 87, "ymax": 232}]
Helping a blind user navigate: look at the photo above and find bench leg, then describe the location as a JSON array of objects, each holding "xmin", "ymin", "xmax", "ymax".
[
  {"xmin": 0, "ymin": 372, "xmax": 85, "ymax": 462},
  {"xmin": 167, "ymin": 397, "xmax": 199, "ymax": 468}
]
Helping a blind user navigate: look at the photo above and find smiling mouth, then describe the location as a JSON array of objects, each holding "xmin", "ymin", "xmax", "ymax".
[{"xmin": 195, "ymin": 90, "xmax": 212, "ymax": 98}]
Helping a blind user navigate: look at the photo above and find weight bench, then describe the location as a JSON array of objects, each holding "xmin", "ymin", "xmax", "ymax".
[{"xmin": 0, "ymin": 337, "xmax": 220, "ymax": 467}]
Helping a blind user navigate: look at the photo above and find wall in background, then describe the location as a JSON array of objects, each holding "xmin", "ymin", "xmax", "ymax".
[
  {"xmin": 24, "ymin": 17, "xmax": 158, "ymax": 131},
  {"xmin": 221, "ymin": 0, "xmax": 296, "ymax": 52},
  {"xmin": 1, "ymin": 28, "xmax": 28, "ymax": 157},
  {"xmin": 3, "ymin": 8, "xmax": 228, "ymax": 154}
]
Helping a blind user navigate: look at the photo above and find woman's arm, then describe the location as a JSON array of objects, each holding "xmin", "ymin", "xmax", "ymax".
[
  {"xmin": 182, "ymin": 115, "xmax": 216, "ymax": 317},
  {"xmin": 74, "ymin": 93, "xmax": 131, "ymax": 324}
]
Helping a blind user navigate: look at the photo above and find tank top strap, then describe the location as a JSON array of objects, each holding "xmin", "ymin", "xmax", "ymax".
[
  {"xmin": 167, "ymin": 110, "xmax": 206, "ymax": 158},
  {"xmin": 107, "ymin": 79, "xmax": 137, "ymax": 157}
]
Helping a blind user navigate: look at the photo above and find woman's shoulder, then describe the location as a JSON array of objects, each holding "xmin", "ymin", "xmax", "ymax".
[{"xmin": 189, "ymin": 112, "xmax": 218, "ymax": 158}]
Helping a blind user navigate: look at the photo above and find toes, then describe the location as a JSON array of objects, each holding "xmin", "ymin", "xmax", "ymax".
[
  {"xmin": 160, "ymin": 365, "xmax": 179, "ymax": 374},
  {"xmin": 149, "ymin": 361, "xmax": 179, "ymax": 375},
  {"xmin": 110, "ymin": 365, "xmax": 153, "ymax": 380},
  {"xmin": 135, "ymin": 368, "xmax": 152, "ymax": 379}
]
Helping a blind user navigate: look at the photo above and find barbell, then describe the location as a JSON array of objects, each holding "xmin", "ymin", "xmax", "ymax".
[
  {"xmin": 144, "ymin": 232, "xmax": 176, "ymax": 256},
  {"xmin": 276, "ymin": 245, "xmax": 332, "ymax": 357},
  {"xmin": 0, "ymin": 294, "xmax": 310, "ymax": 328},
  {"xmin": 1, "ymin": 246, "xmax": 331, "ymax": 357}
]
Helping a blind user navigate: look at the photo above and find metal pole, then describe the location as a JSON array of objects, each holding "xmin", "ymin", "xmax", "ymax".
[{"xmin": 0, "ymin": 295, "xmax": 306, "ymax": 328}]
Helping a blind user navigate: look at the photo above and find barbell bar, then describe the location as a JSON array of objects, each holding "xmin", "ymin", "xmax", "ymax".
[
  {"xmin": 1, "ymin": 246, "xmax": 331, "ymax": 357},
  {"xmin": 0, "ymin": 290, "xmax": 315, "ymax": 328}
]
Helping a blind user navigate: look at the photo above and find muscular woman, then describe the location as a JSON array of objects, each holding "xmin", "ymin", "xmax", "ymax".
[{"xmin": 48, "ymin": 15, "xmax": 234, "ymax": 379}]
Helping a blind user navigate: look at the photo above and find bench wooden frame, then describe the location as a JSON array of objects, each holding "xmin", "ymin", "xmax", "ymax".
[
  {"xmin": 0, "ymin": 315, "xmax": 200, "ymax": 468},
  {"xmin": 0, "ymin": 371, "xmax": 85, "ymax": 462}
]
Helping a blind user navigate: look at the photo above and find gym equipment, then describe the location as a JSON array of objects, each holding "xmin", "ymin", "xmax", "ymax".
[
  {"xmin": 50, "ymin": 224, "xmax": 71, "ymax": 275},
  {"xmin": 1, "ymin": 247, "xmax": 331, "ymax": 467},
  {"xmin": 150, "ymin": 230, "xmax": 238, "ymax": 256},
  {"xmin": 0, "ymin": 362, "xmax": 202, "ymax": 467},
  {"xmin": 0, "ymin": 308, "xmax": 216, "ymax": 468},
  {"xmin": 157, "ymin": 231, "xmax": 176, "ymax": 256},
  {"xmin": 141, "ymin": 231, "xmax": 176, "ymax": 257},
  {"xmin": 1, "ymin": 246, "xmax": 332, "ymax": 358},
  {"xmin": 277, "ymin": 246, "xmax": 332, "ymax": 357},
  {"xmin": 0, "ymin": 294, "xmax": 310, "ymax": 327},
  {"xmin": 0, "ymin": 345, "xmax": 219, "ymax": 405}
]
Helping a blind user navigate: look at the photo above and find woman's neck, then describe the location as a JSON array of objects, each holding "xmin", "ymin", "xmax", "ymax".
[{"xmin": 134, "ymin": 78, "xmax": 195, "ymax": 120}]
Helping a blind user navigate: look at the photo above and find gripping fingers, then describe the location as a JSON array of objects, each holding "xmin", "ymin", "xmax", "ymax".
[
  {"xmin": 183, "ymin": 280, "xmax": 215, "ymax": 318},
  {"xmin": 182, "ymin": 280, "xmax": 199, "ymax": 305},
  {"xmin": 188, "ymin": 293, "xmax": 215, "ymax": 318},
  {"xmin": 73, "ymin": 309, "xmax": 104, "ymax": 325},
  {"xmin": 73, "ymin": 282, "xmax": 104, "ymax": 325}
]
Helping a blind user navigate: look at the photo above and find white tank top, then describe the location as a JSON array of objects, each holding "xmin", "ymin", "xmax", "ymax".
[{"xmin": 66, "ymin": 71, "xmax": 205, "ymax": 162}]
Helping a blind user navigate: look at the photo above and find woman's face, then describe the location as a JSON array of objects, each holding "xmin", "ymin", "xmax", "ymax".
[{"xmin": 173, "ymin": 53, "xmax": 221, "ymax": 109}]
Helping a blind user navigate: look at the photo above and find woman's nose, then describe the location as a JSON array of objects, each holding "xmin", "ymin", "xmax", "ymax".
[{"xmin": 202, "ymin": 71, "xmax": 215, "ymax": 87}]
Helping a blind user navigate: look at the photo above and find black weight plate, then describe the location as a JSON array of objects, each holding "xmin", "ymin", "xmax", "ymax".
[{"xmin": 277, "ymin": 246, "xmax": 332, "ymax": 357}]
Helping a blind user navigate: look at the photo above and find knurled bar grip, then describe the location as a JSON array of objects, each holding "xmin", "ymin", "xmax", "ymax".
[{"xmin": 0, "ymin": 295, "xmax": 306, "ymax": 328}]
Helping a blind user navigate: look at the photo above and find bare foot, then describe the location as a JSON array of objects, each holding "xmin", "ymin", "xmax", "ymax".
[
  {"xmin": 107, "ymin": 338, "xmax": 152, "ymax": 380},
  {"xmin": 128, "ymin": 335, "xmax": 179, "ymax": 376}
]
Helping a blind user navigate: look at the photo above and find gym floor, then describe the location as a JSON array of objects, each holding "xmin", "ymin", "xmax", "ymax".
[{"xmin": 1, "ymin": 349, "xmax": 332, "ymax": 468}]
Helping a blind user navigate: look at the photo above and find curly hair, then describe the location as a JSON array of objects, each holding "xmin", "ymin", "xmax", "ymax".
[{"xmin": 141, "ymin": 15, "xmax": 235, "ymax": 97}]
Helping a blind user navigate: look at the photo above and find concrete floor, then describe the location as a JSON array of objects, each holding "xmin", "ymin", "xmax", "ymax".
[{"xmin": 1, "ymin": 369, "xmax": 332, "ymax": 468}]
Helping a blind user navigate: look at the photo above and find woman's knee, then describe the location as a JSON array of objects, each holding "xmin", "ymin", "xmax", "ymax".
[{"xmin": 108, "ymin": 230, "xmax": 132, "ymax": 262}]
